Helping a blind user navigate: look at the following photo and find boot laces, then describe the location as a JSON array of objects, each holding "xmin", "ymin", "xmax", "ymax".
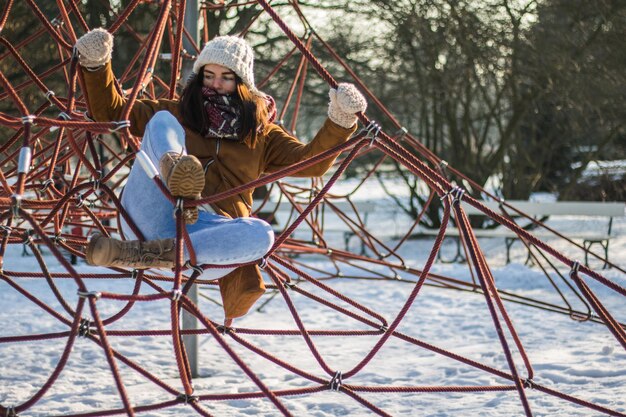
[{"xmin": 114, "ymin": 240, "xmax": 172, "ymax": 267}]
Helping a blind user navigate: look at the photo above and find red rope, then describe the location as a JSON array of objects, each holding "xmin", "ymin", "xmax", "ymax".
[{"xmin": 0, "ymin": 2, "xmax": 623, "ymax": 417}]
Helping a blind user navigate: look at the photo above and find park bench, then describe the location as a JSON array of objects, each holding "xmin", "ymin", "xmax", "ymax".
[
  {"xmin": 417, "ymin": 200, "xmax": 625, "ymax": 267},
  {"xmin": 252, "ymin": 198, "xmax": 378, "ymax": 250},
  {"xmin": 254, "ymin": 198, "xmax": 624, "ymax": 267}
]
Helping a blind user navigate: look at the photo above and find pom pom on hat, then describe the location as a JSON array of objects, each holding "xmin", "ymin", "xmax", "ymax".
[{"xmin": 193, "ymin": 36, "xmax": 256, "ymax": 91}]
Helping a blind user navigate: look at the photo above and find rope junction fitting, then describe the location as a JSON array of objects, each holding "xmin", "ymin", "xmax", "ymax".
[
  {"xmin": 77, "ymin": 290, "xmax": 102, "ymax": 300},
  {"xmin": 329, "ymin": 371, "xmax": 343, "ymax": 391},
  {"xmin": 177, "ymin": 393, "xmax": 198, "ymax": 404},
  {"xmin": 78, "ymin": 318, "xmax": 92, "ymax": 338}
]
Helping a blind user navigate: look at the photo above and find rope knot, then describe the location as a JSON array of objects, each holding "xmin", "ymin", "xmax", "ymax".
[{"xmin": 329, "ymin": 371, "xmax": 343, "ymax": 391}]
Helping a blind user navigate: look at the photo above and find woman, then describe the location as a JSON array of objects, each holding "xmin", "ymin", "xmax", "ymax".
[{"xmin": 75, "ymin": 29, "xmax": 367, "ymax": 319}]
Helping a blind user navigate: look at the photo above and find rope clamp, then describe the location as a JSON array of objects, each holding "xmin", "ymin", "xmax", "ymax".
[
  {"xmin": 4, "ymin": 406, "xmax": 18, "ymax": 417},
  {"xmin": 93, "ymin": 170, "xmax": 102, "ymax": 192},
  {"xmin": 176, "ymin": 393, "xmax": 198, "ymax": 404},
  {"xmin": 77, "ymin": 290, "xmax": 101, "ymax": 300},
  {"xmin": 523, "ymin": 378, "xmax": 535, "ymax": 389},
  {"xmin": 44, "ymin": 90, "xmax": 56, "ymax": 103},
  {"xmin": 362, "ymin": 121, "xmax": 381, "ymax": 147},
  {"xmin": 11, "ymin": 195, "xmax": 22, "ymax": 219},
  {"xmin": 380, "ymin": 324, "xmax": 389, "ymax": 332},
  {"xmin": 440, "ymin": 186, "xmax": 465, "ymax": 205},
  {"xmin": 258, "ymin": 257, "xmax": 268, "ymax": 270},
  {"xmin": 174, "ymin": 198, "xmax": 184, "ymax": 216},
  {"xmin": 78, "ymin": 318, "xmax": 92, "ymax": 337},
  {"xmin": 0, "ymin": 225, "xmax": 12, "ymax": 235},
  {"xmin": 50, "ymin": 17, "xmax": 64, "ymax": 27},
  {"xmin": 171, "ymin": 289, "xmax": 183, "ymax": 301},
  {"xmin": 58, "ymin": 112, "xmax": 71, "ymax": 121},
  {"xmin": 284, "ymin": 280, "xmax": 297, "ymax": 290},
  {"xmin": 184, "ymin": 261, "xmax": 204, "ymax": 275},
  {"xmin": 359, "ymin": 120, "xmax": 378, "ymax": 136},
  {"xmin": 75, "ymin": 193, "xmax": 85, "ymax": 209},
  {"xmin": 40, "ymin": 178, "xmax": 53, "ymax": 191},
  {"xmin": 394, "ymin": 126, "xmax": 408, "ymax": 140},
  {"xmin": 21, "ymin": 230, "xmax": 33, "ymax": 246},
  {"xmin": 53, "ymin": 234, "xmax": 66, "ymax": 244},
  {"xmin": 109, "ymin": 120, "xmax": 131, "ymax": 132},
  {"xmin": 439, "ymin": 160, "xmax": 449, "ymax": 169},
  {"xmin": 83, "ymin": 112, "xmax": 95, "ymax": 122},
  {"xmin": 452, "ymin": 187, "xmax": 465, "ymax": 204},
  {"xmin": 21, "ymin": 115, "xmax": 35, "ymax": 125},
  {"xmin": 329, "ymin": 371, "xmax": 343, "ymax": 391},
  {"xmin": 217, "ymin": 325, "xmax": 235, "ymax": 335},
  {"xmin": 569, "ymin": 261, "xmax": 581, "ymax": 279}
]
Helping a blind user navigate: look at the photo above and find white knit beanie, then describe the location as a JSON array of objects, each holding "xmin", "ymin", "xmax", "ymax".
[{"xmin": 192, "ymin": 36, "xmax": 256, "ymax": 91}]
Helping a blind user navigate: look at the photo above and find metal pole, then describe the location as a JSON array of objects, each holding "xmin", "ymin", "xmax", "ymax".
[{"xmin": 181, "ymin": 0, "xmax": 200, "ymax": 379}]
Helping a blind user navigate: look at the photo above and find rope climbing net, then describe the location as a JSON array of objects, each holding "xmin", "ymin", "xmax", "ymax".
[{"xmin": 0, "ymin": 1, "xmax": 624, "ymax": 416}]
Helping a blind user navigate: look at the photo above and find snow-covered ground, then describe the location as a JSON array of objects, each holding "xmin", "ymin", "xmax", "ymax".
[{"xmin": 1, "ymin": 186, "xmax": 625, "ymax": 416}]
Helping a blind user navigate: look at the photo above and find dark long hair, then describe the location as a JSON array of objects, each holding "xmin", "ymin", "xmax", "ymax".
[{"xmin": 178, "ymin": 69, "xmax": 269, "ymax": 148}]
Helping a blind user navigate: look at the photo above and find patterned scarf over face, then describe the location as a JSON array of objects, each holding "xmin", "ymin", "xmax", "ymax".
[{"xmin": 201, "ymin": 87, "xmax": 276, "ymax": 141}]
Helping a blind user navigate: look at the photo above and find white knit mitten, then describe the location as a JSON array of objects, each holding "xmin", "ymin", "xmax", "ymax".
[
  {"xmin": 75, "ymin": 28, "xmax": 113, "ymax": 68},
  {"xmin": 327, "ymin": 83, "xmax": 367, "ymax": 128}
]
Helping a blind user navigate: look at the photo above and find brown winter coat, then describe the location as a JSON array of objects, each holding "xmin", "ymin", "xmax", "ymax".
[{"xmin": 81, "ymin": 62, "xmax": 356, "ymax": 319}]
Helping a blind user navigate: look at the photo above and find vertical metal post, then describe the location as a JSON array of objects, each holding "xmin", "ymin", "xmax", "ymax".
[
  {"xmin": 180, "ymin": 0, "xmax": 200, "ymax": 87},
  {"xmin": 181, "ymin": 0, "xmax": 200, "ymax": 379}
]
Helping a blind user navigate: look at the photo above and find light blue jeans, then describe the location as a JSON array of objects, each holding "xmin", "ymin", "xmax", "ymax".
[{"xmin": 119, "ymin": 111, "xmax": 274, "ymax": 279}]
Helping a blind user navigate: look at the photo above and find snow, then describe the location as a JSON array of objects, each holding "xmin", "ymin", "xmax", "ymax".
[{"xmin": 1, "ymin": 187, "xmax": 625, "ymax": 416}]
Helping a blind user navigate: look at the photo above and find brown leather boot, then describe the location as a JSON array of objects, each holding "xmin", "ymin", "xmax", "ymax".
[
  {"xmin": 159, "ymin": 152, "xmax": 205, "ymax": 224},
  {"xmin": 86, "ymin": 233, "xmax": 176, "ymax": 269}
]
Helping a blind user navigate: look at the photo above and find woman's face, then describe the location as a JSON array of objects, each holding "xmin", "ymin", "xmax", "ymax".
[{"xmin": 202, "ymin": 63, "xmax": 237, "ymax": 94}]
